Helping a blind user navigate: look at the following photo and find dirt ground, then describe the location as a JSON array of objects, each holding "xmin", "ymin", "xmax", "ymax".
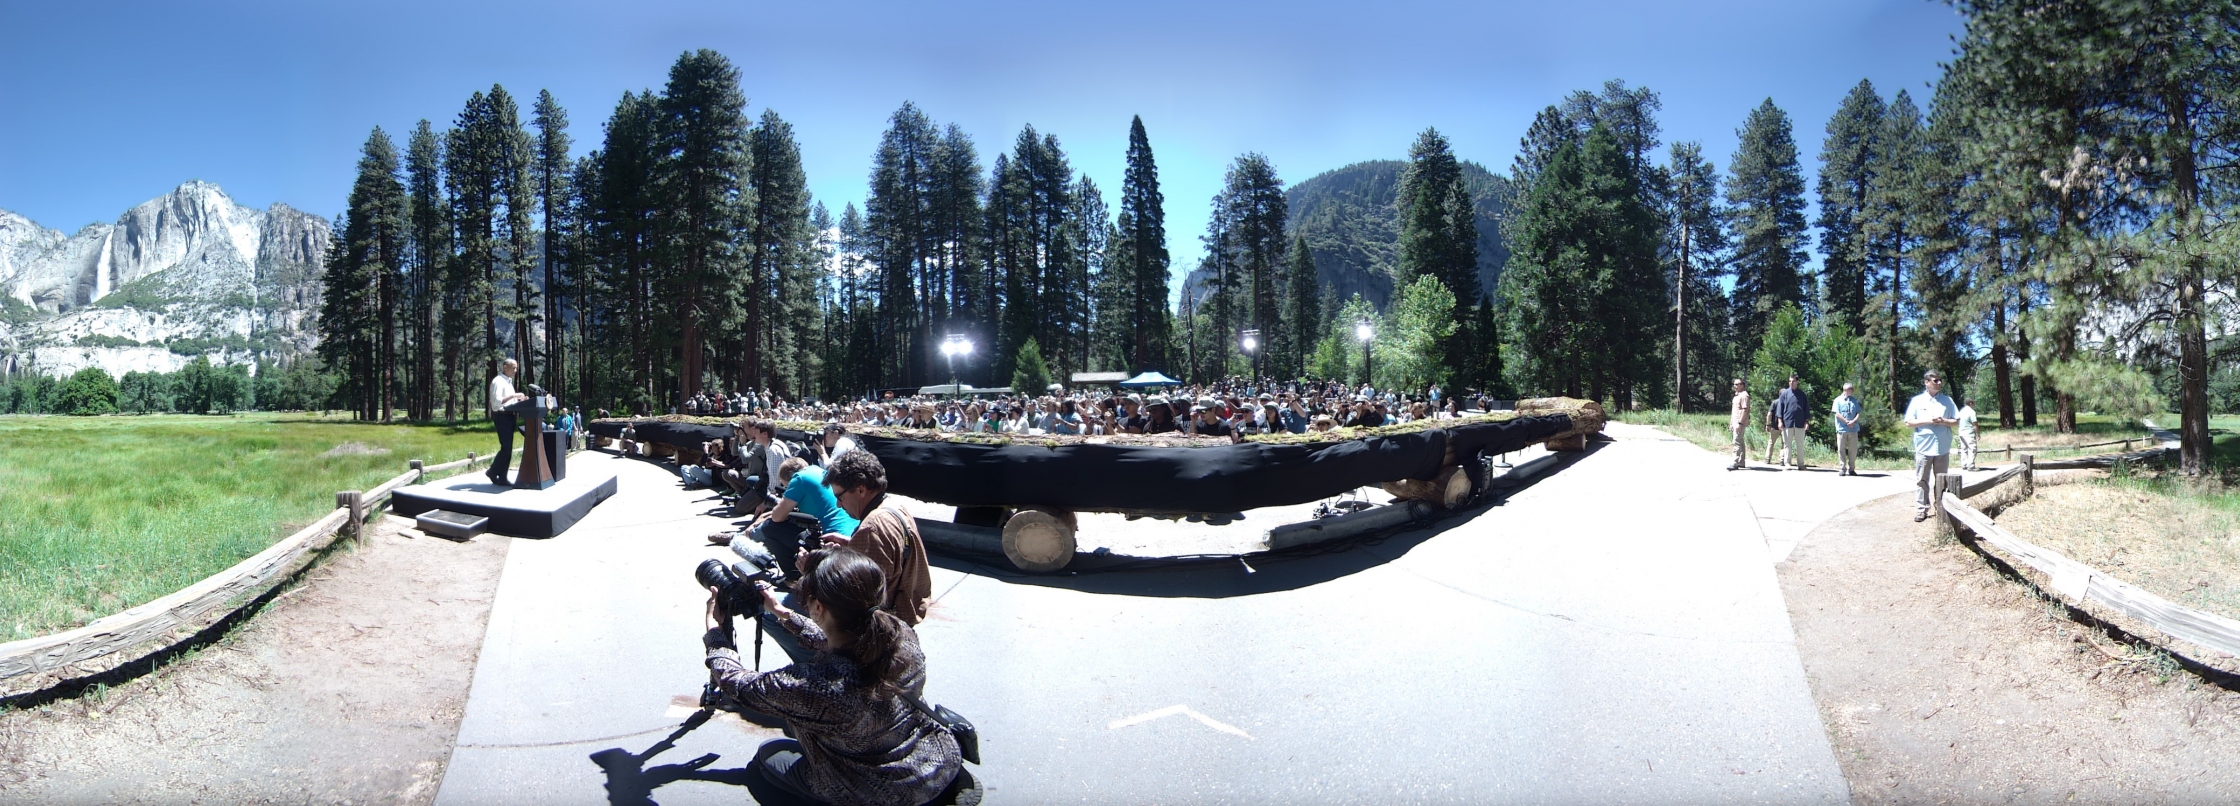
[
  {"xmin": 0, "ymin": 515, "xmax": 508, "ymax": 805},
  {"xmin": 1782, "ymin": 492, "xmax": 2240, "ymax": 805}
]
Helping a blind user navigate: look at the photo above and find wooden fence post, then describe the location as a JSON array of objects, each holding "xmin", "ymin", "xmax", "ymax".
[
  {"xmin": 1936, "ymin": 472, "xmax": 1961, "ymax": 539},
  {"xmin": 2020, "ymin": 453, "xmax": 2035, "ymax": 499},
  {"xmin": 337, "ymin": 491, "xmax": 365, "ymax": 546}
]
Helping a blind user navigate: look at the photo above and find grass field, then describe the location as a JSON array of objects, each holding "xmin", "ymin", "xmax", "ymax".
[
  {"xmin": 0, "ymin": 412, "xmax": 496, "ymax": 642},
  {"xmin": 1620, "ymin": 409, "xmax": 2160, "ymax": 471}
]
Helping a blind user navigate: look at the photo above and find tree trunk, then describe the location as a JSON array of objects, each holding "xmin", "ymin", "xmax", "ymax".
[
  {"xmin": 1992, "ymin": 299, "xmax": 2015, "ymax": 428},
  {"xmin": 1675, "ymin": 226, "xmax": 1688, "ymax": 413}
]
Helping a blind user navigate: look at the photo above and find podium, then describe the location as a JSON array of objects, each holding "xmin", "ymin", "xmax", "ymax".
[{"xmin": 505, "ymin": 397, "xmax": 557, "ymax": 490}]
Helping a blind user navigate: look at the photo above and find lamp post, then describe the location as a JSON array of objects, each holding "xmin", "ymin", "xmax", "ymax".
[
  {"xmin": 1240, "ymin": 329, "xmax": 1260, "ymax": 387},
  {"xmin": 939, "ymin": 334, "xmax": 973, "ymax": 401},
  {"xmin": 1355, "ymin": 319, "xmax": 1374, "ymax": 387}
]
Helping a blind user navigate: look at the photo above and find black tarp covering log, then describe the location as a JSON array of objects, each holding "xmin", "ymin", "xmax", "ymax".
[{"xmin": 588, "ymin": 414, "xmax": 1571, "ymax": 513}]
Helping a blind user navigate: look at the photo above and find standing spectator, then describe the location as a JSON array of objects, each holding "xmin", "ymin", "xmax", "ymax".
[
  {"xmin": 1832, "ymin": 382, "xmax": 1863, "ymax": 476},
  {"xmin": 1773, "ymin": 375, "xmax": 1811, "ymax": 470},
  {"xmin": 1955, "ymin": 394, "xmax": 1979, "ymax": 471},
  {"xmin": 1728, "ymin": 378, "xmax": 1751, "ymax": 471},
  {"xmin": 1762, "ymin": 384, "xmax": 1782, "ymax": 466},
  {"xmin": 1904, "ymin": 371, "xmax": 1960, "ymax": 523}
]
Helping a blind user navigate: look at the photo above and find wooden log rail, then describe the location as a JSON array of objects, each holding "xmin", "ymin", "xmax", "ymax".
[
  {"xmin": 1935, "ymin": 455, "xmax": 2240, "ymax": 660},
  {"xmin": 0, "ymin": 452, "xmax": 491, "ymax": 684}
]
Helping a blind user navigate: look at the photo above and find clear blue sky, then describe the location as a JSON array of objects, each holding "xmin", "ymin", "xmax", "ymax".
[{"xmin": 0, "ymin": 0, "xmax": 1963, "ymax": 287}]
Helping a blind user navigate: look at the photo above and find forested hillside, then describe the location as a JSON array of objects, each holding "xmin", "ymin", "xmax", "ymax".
[{"xmin": 1280, "ymin": 160, "xmax": 1509, "ymax": 310}]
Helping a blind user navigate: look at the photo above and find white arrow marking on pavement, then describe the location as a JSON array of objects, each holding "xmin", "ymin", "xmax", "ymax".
[{"xmin": 1107, "ymin": 704, "xmax": 1254, "ymax": 740}]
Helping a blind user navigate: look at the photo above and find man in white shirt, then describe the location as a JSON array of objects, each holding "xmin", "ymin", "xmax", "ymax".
[
  {"xmin": 486, "ymin": 358, "xmax": 528, "ymax": 486},
  {"xmin": 1727, "ymin": 378, "xmax": 1751, "ymax": 470},
  {"xmin": 1903, "ymin": 370, "xmax": 1960, "ymax": 522},
  {"xmin": 1955, "ymin": 395, "xmax": 1979, "ymax": 471}
]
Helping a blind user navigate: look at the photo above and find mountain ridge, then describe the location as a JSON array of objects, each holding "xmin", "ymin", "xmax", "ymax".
[{"xmin": 0, "ymin": 181, "xmax": 331, "ymax": 379}]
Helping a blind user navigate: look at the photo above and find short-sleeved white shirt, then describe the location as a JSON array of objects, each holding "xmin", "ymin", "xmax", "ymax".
[
  {"xmin": 489, "ymin": 374, "xmax": 516, "ymax": 414},
  {"xmin": 1906, "ymin": 392, "xmax": 1957, "ymax": 456}
]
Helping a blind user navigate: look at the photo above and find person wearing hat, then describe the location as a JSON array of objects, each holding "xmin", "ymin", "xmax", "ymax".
[
  {"xmin": 1143, "ymin": 396, "xmax": 1179, "ymax": 434},
  {"xmin": 1115, "ymin": 395, "xmax": 1147, "ymax": 434},
  {"xmin": 1832, "ymin": 382, "xmax": 1863, "ymax": 476}
]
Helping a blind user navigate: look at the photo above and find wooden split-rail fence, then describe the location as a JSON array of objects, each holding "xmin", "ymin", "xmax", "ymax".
[
  {"xmin": 1932, "ymin": 451, "xmax": 2240, "ymax": 660},
  {"xmin": 0, "ymin": 453, "xmax": 492, "ymax": 685}
]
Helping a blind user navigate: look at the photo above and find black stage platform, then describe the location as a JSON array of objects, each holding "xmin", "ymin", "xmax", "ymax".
[{"xmin": 391, "ymin": 468, "xmax": 619, "ymax": 538}]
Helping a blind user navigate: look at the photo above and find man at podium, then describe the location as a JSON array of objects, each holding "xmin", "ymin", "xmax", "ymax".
[{"xmin": 487, "ymin": 358, "xmax": 528, "ymax": 485}]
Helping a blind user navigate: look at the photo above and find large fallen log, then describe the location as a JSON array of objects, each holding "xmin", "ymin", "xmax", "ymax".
[{"xmin": 589, "ymin": 398, "xmax": 1603, "ymax": 515}]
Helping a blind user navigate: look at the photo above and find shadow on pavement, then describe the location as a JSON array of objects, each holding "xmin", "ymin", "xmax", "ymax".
[
  {"xmin": 926, "ymin": 445, "xmax": 1601, "ymax": 600},
  {"xmin": 589, "ymin": 709, "xmax": 771, "ymax": 806}
]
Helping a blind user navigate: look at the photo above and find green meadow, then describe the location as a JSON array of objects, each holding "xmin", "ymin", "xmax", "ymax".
[{"xmin": 0, "ymin": 412, "xmax": 494, "ymax": 642}]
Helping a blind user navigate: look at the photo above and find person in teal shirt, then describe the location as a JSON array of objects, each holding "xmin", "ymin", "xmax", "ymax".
[
  {"xmin": 1832, "ymin": 382, "xmax": 1864, "ymax": 476},
  {"xmin": 717, "ymin": 458, "xmax": 860, "ymax": 580}
]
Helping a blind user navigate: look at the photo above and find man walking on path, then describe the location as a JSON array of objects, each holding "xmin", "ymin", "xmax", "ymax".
[
  {"xmin": 1832, "ymin": 382, "xmax": 1863, "ymax": 476},
  {"xmin": 1773, "ymin": 375, "xmax": 1811, "ymax": 470},
  {"xmin": 1904, "ymin": 371, "xmax": 1960, "ymax": 522},
  {"xmin": 1955, "ymin": 394, "xmax": 1979, "ymax": 471},
  {"xmin": 1728, "ymin": 378, "xmax": 1751, "ymax": 471}
]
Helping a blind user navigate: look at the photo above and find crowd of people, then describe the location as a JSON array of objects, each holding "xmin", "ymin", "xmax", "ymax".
[
  {"xmin": 662, "ymin": 376, "xmax": 1507, "ymax": 803},
  {"xmin": 679, "ymin": 377, "xmax": 1508, "ymax": 440}
]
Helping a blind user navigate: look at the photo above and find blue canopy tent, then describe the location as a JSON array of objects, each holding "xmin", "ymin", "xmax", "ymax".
[{"xmin": 1116, "ymin": 372, "xmax": 1182, "ymax": 390}]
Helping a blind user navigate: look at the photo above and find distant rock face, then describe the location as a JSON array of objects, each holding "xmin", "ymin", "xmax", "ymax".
[
  {"xmin": 0, "ymin": 181, "xmax": 330, "ymax": 378},
  {"xmin": 1182, "ymin": 159, "xmax": 1511, "ymax": 313}
]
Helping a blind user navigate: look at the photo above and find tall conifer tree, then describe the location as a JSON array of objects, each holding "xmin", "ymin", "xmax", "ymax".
[
  {"xmin": 1816, "ymin": 80, "xmax": 1884, "ymax": 332},
  {"xmin": 1726, "ymin": 98, "xmax": 1812, "ymax": 358}
]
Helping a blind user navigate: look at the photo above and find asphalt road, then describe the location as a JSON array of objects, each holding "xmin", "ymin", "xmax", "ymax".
[{"xmin": 438, "ymin": 427, "xmax": 1904, "ymax": 804}]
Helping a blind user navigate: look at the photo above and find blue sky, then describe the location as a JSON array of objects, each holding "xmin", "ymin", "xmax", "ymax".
[{"xmin": 0, "ymin": 0, "xmax": 1963, "ymax": 286}]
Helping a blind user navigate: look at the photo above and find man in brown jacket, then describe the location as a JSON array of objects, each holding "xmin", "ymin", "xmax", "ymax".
[{"xmin": 816, "ymin": 450, "xmax": 932, "ymax": 625}]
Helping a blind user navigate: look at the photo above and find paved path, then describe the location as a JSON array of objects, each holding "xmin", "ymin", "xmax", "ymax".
[{"xmin": 438, "ymin": 424, "xmax": 1917, "ymax": 805}]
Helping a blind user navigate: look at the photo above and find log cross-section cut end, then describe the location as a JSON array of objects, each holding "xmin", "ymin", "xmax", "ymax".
[{"xmin": 1003, "ymin": 508, "xmax": 1077, "ymax": 572}]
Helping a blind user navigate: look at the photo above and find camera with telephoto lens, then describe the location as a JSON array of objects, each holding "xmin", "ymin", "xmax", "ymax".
[{"xmin": 694, "ymin": 543, "xmax": 785, "ymax": 620}]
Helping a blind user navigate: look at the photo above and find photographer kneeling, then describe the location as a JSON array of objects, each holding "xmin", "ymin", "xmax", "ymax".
[{"xmin": 703, "ymin": 549, "xmax": 962, "ymax": 806}]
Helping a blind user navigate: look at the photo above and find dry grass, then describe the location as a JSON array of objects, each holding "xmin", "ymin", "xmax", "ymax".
[{"xmin": 1996, "ymin": 481, "xmax": 2240, "ymax": 623}]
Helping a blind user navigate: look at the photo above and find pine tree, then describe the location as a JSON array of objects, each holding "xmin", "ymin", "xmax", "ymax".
[
  {"xmin": 532, "ymin": 90, "xmax": 572, "ymax": 398},
  {"xmin": 1863, "ymin": 90, "xmax": 1929, "ymax": 415},
  {"xmin": 1204, "ymin": 154, "xmax": 1285, "ymax": 380},
  {"xmin": 1073, "ymin": 176, "xmax": 1110, "ymax": 372},
  {"xmin": 1280, "ymin": 234, "xmax": 1321, "ymax": 379},
  {"xmin": 748, "ymin": 109, "xmax": 811, "ymax": 391},
  {"xmin": 1114, "ymin": 116, "xmax": 1171, "ymax": 373},
  {"xmin": 1664, "ymin": 141, "xmax": 1731, "ymax": 411},
  {"xmin": 866, "ymin": 103, "xmax": 937, "ymax": 387},
  {"xmin": 1815, "ymin": 80, "xmax": 1884, "ymax": 332},
  {"xmin": 404, "ymin": 121, "xmax": 447, "ymax": 421},
  {"xmin": 656, "ymin": 50, "xmax": 754, "ymax": 402},
  {"xmin": 444, "ymin": 90, "xmax": 500, "ymax": 416},
  {"xmin": 488, "ymin": 87, "xmax": 539, "ymax": 388},
  {"xmin": 319, "ymin": 130, "xmax": 406, "ymax": 420},
  {"xmin": 1396, "ymin": 128, "xmax": 1483, "ymax": 385},
  {"xmin": 1726, "ymin": 98, "xmax": 1812, "ymax": 358}
]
